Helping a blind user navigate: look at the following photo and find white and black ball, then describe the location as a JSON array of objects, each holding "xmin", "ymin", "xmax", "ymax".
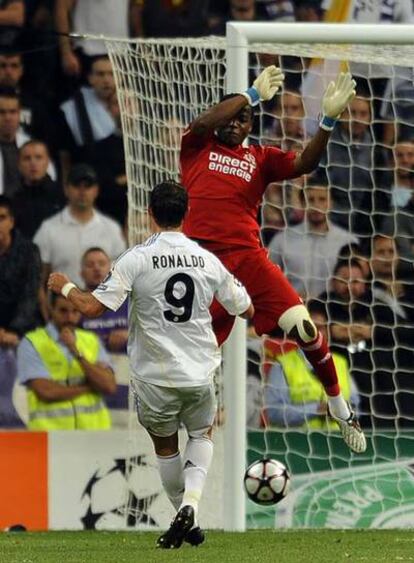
[{"xmin": 244, "ymin": 458, "xmax": 290, "ymax": 506}]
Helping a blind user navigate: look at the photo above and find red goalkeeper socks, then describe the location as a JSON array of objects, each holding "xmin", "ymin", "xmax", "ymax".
[{"xmin": 300, "ymin": 331, "xmax": 340, "ymax": 397}]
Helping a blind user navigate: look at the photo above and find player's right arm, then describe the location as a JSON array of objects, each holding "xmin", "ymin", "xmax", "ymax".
[
  {"xmin": 48, "ymin": 249, "xmax": 140, "ymax": 316},
  {"xmin": 189, "ymin": 66, "xmax": 284, "ymax": 137}
]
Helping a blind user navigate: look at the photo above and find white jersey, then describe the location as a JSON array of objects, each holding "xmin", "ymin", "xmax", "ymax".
[{"xmin": 92, "ymin": 231, "xmax": 251, "ymax": 388}]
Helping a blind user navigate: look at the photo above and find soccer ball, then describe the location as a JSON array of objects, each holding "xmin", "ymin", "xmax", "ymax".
[{"xmin": 243, "ymin": 458, "xmax": 290, "ymax": 505}]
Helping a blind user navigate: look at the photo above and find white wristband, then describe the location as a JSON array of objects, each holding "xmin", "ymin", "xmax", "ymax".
[{"xmin": 61, "ymin": 282, "xmax": 77, "ymax": 298}]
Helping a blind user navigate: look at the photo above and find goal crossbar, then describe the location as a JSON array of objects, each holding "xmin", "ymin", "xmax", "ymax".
[{"xmin": 227, "ymin": 22, "xmax": 414, "ymax": 45}]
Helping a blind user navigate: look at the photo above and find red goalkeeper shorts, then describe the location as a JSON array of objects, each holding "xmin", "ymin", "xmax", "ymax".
[{"xmin": 210, "ymin": 246, "xmax": 302, "ymax": 346}]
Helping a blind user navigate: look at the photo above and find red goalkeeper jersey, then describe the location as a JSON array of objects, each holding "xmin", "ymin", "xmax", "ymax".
[{"xmin": 180, "ymin": 128, "xmax": 297, "ymax": 250}]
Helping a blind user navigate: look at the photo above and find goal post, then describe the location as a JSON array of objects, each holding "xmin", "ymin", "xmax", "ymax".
[{"xmin": 98, "ymin": 21, "xmax": 414, "ymax": 531}]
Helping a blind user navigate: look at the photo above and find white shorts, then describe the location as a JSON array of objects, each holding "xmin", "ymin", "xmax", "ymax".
[{"xmin": 133, "ymin": 380, "xmax": 217, "ymax": 437}]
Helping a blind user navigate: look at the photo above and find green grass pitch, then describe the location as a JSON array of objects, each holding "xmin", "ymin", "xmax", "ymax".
[{"xmin": 1, "ymin": 530, "xmax": 414, "ymax": 562}]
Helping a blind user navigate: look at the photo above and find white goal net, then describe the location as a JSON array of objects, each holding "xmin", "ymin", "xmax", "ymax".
[{"xmin": 104, "ymin": 23, "xmax": 414, "ymax": 530}]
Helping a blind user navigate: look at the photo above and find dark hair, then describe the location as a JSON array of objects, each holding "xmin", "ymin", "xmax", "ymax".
[
  {"xmin": 149, "ymin": 181, "xmax": 188, "ymax": 228},
  {"xmin": 396, "ymin": 134, "xmax": 414, "ymax": 145},
  {"xmin": 19, "ymin": 139, "xmax": 50, "ymax": 155},
  {"xmin": 49, "ymin": 291, "xmax": 72, "ymax": 308},
  {"xmin": 337, "ymin": 242, "xmax": 368, "ymax": 261},
  {"xmin": 0, "ymin": 194, "xmax": 14, "ymax": 216},
  {"xmin": 0, "ymin": 52, "xmax": 22, "ymax": 61},
  {"xmin": 333, "ymin": 258, "xmax": 363, "ymax": 276},
  {"xmin": 307, "ymin": 299, "xmax": 328, "ymax": 319},
  {"xmin": 88, "ymin": 55, "xmax": 111, "ymax": 74},
  {"xmin": 300, "ymin": 169, "xmax": 329, "ymax": 204},
  {"xmin": 306, "ymin": 168, "xmax": 329, "ymax": 188},
  {"xmin": 0, "ymin": 86, "xmax": 19, "ymax": 103},
  {"xmin": 81, "ymin": 246, "xmax": 109, "ymax": 264}
]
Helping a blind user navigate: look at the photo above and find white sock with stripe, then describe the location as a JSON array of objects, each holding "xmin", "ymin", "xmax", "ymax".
[
  {"xmin": 157, "ymin": 452, "xmax": 184, "ymax": 511},
  {"xmin": 180, "ymin": 437, "xmax": 213, "ymax": 517}
]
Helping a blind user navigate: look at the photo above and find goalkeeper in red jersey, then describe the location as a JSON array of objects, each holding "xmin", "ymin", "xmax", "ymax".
[{"xmin": 180, "ymin": 66, "xmax": 366, "ymax": 453}]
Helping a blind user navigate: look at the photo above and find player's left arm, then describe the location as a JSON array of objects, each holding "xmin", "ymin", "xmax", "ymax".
[
  {"xmin": 293, "ymin": 72, "xmax": 356, "ymax": 176},
  {"xmin": 48, "ymin": 273, "xmax": 107, "ymax": 317},
  {"xmin": 189, "ymin": 66, "xmax": 284, "ymax": 137},
  {"xmin": 213, "ymin": 257, "xmax": 254, "ymax": 319}
]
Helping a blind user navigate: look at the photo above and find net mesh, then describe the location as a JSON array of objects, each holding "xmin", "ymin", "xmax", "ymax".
[{"xmin": 105, "ymin": 35, "xmax": 414, "ymax": 529}]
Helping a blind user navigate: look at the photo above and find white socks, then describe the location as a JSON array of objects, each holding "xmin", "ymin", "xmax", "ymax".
[
  {"xmin": 180, "ymin": 437, "xmax": 214, "ymax": 516},
  {"xmin": 157, "ymin": 452, "xmax": 184, "ymax": 511},
  {"xmin": 328, "ymin": 393, "xmax": 351, "ymax": 420}
]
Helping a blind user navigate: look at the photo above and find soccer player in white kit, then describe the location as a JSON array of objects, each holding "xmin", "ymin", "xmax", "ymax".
[{"xmin": 48, "ymin": 181, "xmax": 254, "ymax": 549}]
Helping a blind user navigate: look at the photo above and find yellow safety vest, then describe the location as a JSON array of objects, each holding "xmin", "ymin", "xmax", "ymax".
[
  {"xmin": 276, "ymin": 350, "xmax": 351, "ymax": 430},
  {"xmin": 25, "ymin": 327, "xmax": 111, "ymax": 430}
]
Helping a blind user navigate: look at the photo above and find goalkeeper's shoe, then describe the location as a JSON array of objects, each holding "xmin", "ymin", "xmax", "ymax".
[
  {"xmin": 156, "ymin": 505, "xmax": 194, "ymax": 549},
  {"xmin": 330, "ymin": 407, "xmax": 367, "ymax": 453},
  {"xmin": 185, "ymin": 526, "xmax": 205, "ymax": 547}
]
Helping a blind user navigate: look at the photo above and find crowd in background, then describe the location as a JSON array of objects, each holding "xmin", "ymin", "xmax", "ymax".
[{"xmin": 1, "ymin": 0, "xmax": 414, "ymax": 432}]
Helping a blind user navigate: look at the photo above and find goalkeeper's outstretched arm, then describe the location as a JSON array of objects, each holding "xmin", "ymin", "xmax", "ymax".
[
  {"xmin": 293, "ymin": 72, "xmax": 356, "ymax": 176},
  {"xmin": 190, "ymin": 65, "xmax": 284, "ymax": 136}
]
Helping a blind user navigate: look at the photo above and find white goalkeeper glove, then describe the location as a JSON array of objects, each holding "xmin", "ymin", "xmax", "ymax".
[
  {"xmin": 242, "ymin": 66, "xmax": 284, "ymax": 107},
  {"xmin": 320, "ymin": 72, "xmax": 356, "ymax": 131}
]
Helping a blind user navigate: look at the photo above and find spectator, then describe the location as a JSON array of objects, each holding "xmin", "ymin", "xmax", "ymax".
[
  {"xmin": 80, "ymin": 247, "xmax": 128, "ymax": 354},
  {"xmin": 0, "ymin": 88, "xmax": 56, "ymax": 197},
  {"xmin": 370, "ymin": 234, "xmax": 414, "ymax": 323},
  {"xmin": 81, "ymin": 246, "xmax": 129, "ymax": 428},
  {"xmin": 135, "ymin": 0, "xmax": 210, "ymax": 37},
  {"xmin": 315, "ymin": 259, "xmax": 373, "ymax": 427},
  {"xmin": 209, "ymin": 0, "xmax": 294, "ymax": 34},
  {"xmin": 386, "ymin": 137, "xmax": 414, "ymax": 209},
  {"xmin": 80, "ymin": 246, "xmax": 129, "ymax": 428},
  {"xmin": 17, "ymin": 293, "xmax": 116, "ymax": 430},
  {"xmin": 294, "ymin": 0, "xmax": 322, "ymax": 22},
  {"xmin": 92, "ymin": 92, "xmax": 127, "ymax": 226},
  {"xmin": 367, "ymin": 235, "xmax": 414, "ymax": 429},
  {"xmin": 381, "ymin": 67, "xmax": 414, "ymax": 147},
  {"xmin": 256, "ymin": 0, "xmax": 295, "ymax": 21},
  {"xmin": 319, "ymin": 253, "xmax": 414, "ymax": 430},
  {"xmin": 0, "ymin": 0, "xmax": 24, "ymax": 51},
  {"xmin": 19, "ymin": 1, "xmax": 57, "ymax": 101},
  {"xmin": 317, "ymin": 259, "xmax": 372, "ymax": 351},
  {"xmin": 337, "ymin": 241, "xmax": 371, "ymax": 280},
  {"xmin": 382, "ymin": 173, "xmax": 414, "ymax": 259},
  {"xmin": 0, "ymin": 87, "xmax": 29, "ymax": 197},
  {"xmin": 55, "ymin": 0, "xmax": 139, "ymax": 81},
  {"xmin": 264, "ymin": 301, "xmax": 360, "ymax": 429},
  {"xmin": 262, "ymin": 88, "xmax": 305, "ymax": 150},
  {"xmin": 269, "ymin": 178, "xmax": 356, "ymax": 299},
  {"xmin": 323, "ymin": 93, "xmax": 389, "ymax": 236},
  {"xmin": 13, "ymin": 140, "xmax": 63, "ymax": 239},
  {"xmin": 260, "ymin": 182, "xmax": 286, "ymax": 245},
  {"xmin": 0, "ymin": 53, "xmax": 55, "ymax": 146},
  {"xmin": 58, "ymin": 55, "xmax": 117, "ymax": 179},
  {"xmin": 34, "ymin": 163, "xmax": 126, "ymax": 311},
  {"xmin": 0, "ymin": 195, "xmax": 41, "ymax": 427}
]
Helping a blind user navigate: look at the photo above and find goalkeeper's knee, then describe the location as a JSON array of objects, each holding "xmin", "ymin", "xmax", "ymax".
[{"xmin": 278, "ymin": 304, "xmax": 317, "ymax": 345}]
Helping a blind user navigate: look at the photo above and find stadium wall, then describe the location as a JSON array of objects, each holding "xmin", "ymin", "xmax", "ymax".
[{"xmin": 1, "ymin": 430, "xmax": 413, "ymax": 530}]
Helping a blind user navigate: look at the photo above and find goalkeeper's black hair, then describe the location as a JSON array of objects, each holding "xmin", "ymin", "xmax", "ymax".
[
  {"xmin": 220, "ymin": 93, "xmax": 254, "ymax": 119},
  {"xmin": 149, "ymin": 180, "xmax": 188, "ymax": 228}
]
